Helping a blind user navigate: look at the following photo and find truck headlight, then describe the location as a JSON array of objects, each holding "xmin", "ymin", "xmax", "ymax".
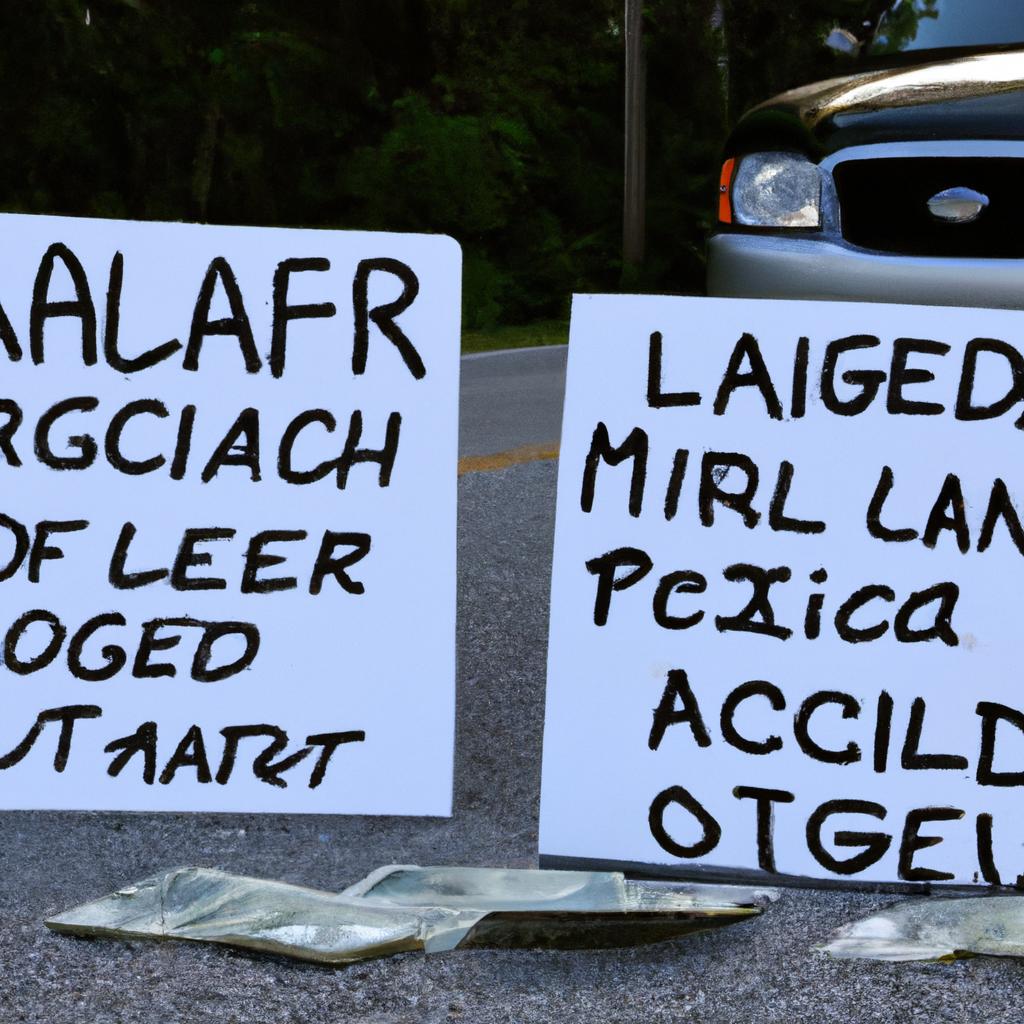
[{"xmin": 721, "ymin": 152, "xmax": 822, "ymax": 228}]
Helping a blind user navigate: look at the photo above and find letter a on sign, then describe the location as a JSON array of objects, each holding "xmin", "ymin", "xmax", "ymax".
[{"xmin": 0, "ymin": 213, "xmax": 460, "ymax": 816}]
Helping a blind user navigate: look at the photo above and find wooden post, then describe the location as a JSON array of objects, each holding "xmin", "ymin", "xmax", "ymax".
[{"xmin": 623, "ymin": 0, "xmax": 646, "ymax": 275}]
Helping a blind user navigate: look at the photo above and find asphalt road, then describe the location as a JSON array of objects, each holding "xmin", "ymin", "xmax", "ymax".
[
  {"xmin": 458, "ymin": 345, "xmax": 567, "ymax": 458},
  {"xmin": 3, "ymin": 347, "xmax": 1023, "ymax": 1023}
]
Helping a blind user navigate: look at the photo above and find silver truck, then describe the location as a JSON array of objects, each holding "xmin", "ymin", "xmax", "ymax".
[{"xmin": 708, "ymin": 0, "xmax": 1024, "ymax": 309}]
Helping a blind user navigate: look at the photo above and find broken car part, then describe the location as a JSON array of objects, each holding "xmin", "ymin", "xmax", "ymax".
[{"xmin": 46, "ymin": 864, "xmax": 771, "ymax": 965}]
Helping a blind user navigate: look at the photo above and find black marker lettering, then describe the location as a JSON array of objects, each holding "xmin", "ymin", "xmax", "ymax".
[
  {"xmin": 976, "ymin": 701, "xmax": 1024, "ymax": 787},
  {"xmin": 242, "ymin": 530, "xmax": 307, "ymax": 594},
  {"xmin": 768, "ymin": 460, "xmax": 825, "ymax": 534},
  {"xmin": 887, "ymin": 337, "xmax": 949, "ymax": 415},
  {"xmin": 202, "ymin": 408, "xmax": 260, "ymax": 482},
  {"xmin": 699, "ymin": 452, "xmax": 760, "ymax": 529},
  {"xmin": 0, "ymin": 300, "xmax": 22, "ymax": 362},
  {"xmin": 0, "ymin": 513, "xmax": 29, "ymax": 582},
  {"xmin": 67, "ymin": 613, "xmax": 127, "ymax": 681},
  {"xmin": 309, "ymin": 532, "xmax": 372, "ymax": 596},
  {"xmin": 893, "ymin": 582, "xmax": 959, "ymax": 647},
  {"xmin": 270, "ymin": 257, "xmax": 336, "ymax": 378},
  {"xmin": 4, "ymin": 610, "xmax": 65, "ymax": 675},
  {"xmin": 713, "ymin": 333, "xmax": 782, "ymax": 419},
  {"xmin": 977, "ymin": 813, "xmax": 1002, "ymax": 886},
  {"xmin": 586, "ymin": 547, "xmax": 653, "ymax": 626},
  {"xmin": 159, "ymin": 724, "xmax": 212, "ymax": 784},
  {"xmin": 820, "ymin": 336, "xmax": 884, "ymax": 415},
  {"xmin": 192, "ymin": 621, "xmax": 260, "ymax": 683},
  {"xmin": 649, "ymin": 785, "xmax": 721, "ymax": 858},
  {"xmin": 278, "ymin": 409, "xmax": 335, "ymax": 484},
  {"xmin": 733, "ymin": 785, "xmax": 794, "ymax": 873},
  {"xmin": 874, "ymin": 690, "xmax": 894, "ymax": 773},
  {"xmin": 183, "ymin": 257, "xmax": 261, "ymax": 373},
  {"xmin": 108, "ymin": 522, "xmax": 168, "ymax": 589},
  {"xmin": 806, "ymin": 799, "xmax": 890, "ymax": 875},
  {"xmin": 35, "ymin": 397, "xmax": 98, "ymax": 470},
  {"xmin": 28, "ymin": 520, "xmax": 88, "ymax": 583},
  {"xmin": 217, "ymin": 725, "xmax": 312, "ymax": 787},
  {"xmin": 955, "ymin": 337, "xmax": 1024, "ymax": 427},
  {"xmin": 663, "ymin": 449, "xmax": 689, "ymax": 521},
  {"xmin": 794, "ymin": 691, "xmax": 861, "ymax": 765},
  {"xmin": 305, "ymin": 730, "xmax": 365, "ymax": 788},
  {"xmin": 901, "ymin": 696, "xmax": 967, "ymax": 770},
  {"xmin": 866, "ymin": 466, "xmax": 918, "ymax": 543},
  {"xmin": 649, "ymin": 669, "xmax": 710, "ymax": 751},
  {"xmin": 170, "ymin": 528, "xmax": 235, "ymax": 591},
  {"xmin": 105, "ymin": 721, "xmax": 158, "ymax": 784},
  {"xmin": 834, "ymin": 585, "xmax": 894, "ymax": 643},
  {"xmin": 716, "ymin": 563, "xmax": 792, "ymax": 640},
  {"xmin": 0, "ymin": 705, "xmax": 101, "ymax": 772},
  {"xmin": 790, "ymin": 336, "xmax": 809, "ymax": 418},
  {"xmin": 720, "ymin": 681, "xmax": 785, "ymax": 755},
  {"xmin": 132, "ymin": 619, "xmax": 182, "ymax": 678},
  {"xmin": 104, "ymin": 399, "xmax": 168, "ymax": 475},
  {"xmin": 0, "ymin": 399, "xmax": 23, "ymax": 466},
  {"xmin": 922, "ymin": 474, "xmax": 970, "ymax": 553},
  {"xmin": 335, "ymin": 411, "xmax": 401, "ymax": 489},
  {"xmin": 977, "ymin": 479, "xmax": 1024, "ymax": 556},
  {"xmin": 352, "ymin": 258, "xmax": 424, "ymax": 379},
  {"xmin": 580, "ymin": 423, "xmax": 648, "ymax": 518},
  {"xmin": 103, "ymin": 251, "xmax": 181, "ymax": 371},
  {"xmin": 804, "ymin": 567, "xmax": 828, "ymax": 639},
  {"xmin": 898, "ymin": 807, "xmax": 964, "ymax": 882},
  {"xmin": 30, "ymin": 243, "xmax": 97, "ymax": 366},
  {"xmin": 652, "ymin": 570, "xmax": 706, "ymax": 630},
  {"xmin": 647, "ymin": 331, "xmax": 700, "ymax": 408}
]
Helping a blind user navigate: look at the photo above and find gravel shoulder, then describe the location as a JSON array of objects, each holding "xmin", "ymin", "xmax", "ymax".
[{"xmin": 3, "ymin": 460, "xmax": 1024, "ymax": 1023}]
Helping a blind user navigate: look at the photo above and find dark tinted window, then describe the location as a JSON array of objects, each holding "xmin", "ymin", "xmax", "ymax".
[{"xmin": 870, "ymin": 0, "xmax": 1024, "ymax": 54}]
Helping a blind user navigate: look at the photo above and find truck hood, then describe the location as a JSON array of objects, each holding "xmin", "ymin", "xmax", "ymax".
[{"xmin": 729, "ymin": 49, "xmax": 1024, "ymax": 158}]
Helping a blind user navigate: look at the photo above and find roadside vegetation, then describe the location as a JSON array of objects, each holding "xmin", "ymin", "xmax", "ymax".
[
  {"xmin": 2, "ymin": 1, "xmax": 873, "ymax": 347},
  {"xmin": 462, "ymin": 321, "xmax": 567, "ymax": 355}
]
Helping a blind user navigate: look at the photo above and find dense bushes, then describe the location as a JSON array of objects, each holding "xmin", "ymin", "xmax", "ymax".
[{"xmin": 0, "ymin": 0, "xmax": 860, "ymax": 328}]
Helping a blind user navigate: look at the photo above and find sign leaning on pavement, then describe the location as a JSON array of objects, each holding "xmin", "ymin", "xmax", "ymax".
[
  {"xmin": 541, "ymin": 294, "xmax": 1024, "ymax": 886},
  {"xmin": 0, "ymin": 213, "xmax": 460, "ymax": 815}
]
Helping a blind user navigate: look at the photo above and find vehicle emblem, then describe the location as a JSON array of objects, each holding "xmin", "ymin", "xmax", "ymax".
[{"xmin": 926, "ymin": 186, "xmax": 989, "ymax": 224}]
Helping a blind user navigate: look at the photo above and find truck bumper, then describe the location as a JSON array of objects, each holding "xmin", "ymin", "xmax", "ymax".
[{"xmin": 707, "ymin": 233, "xmax": 1024, "ymax": 310}]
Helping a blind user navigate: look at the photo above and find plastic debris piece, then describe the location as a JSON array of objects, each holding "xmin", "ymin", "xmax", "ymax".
[
  {"xmin": 46, "ymin": 865, "xmax": 769, "ymax": 965},
  {"xmin": 823, "ymin": 896, "xmax": 1024, "ymax": 963}
]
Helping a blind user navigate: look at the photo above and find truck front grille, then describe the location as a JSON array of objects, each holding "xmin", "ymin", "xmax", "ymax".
[{"xmin": 832, "ymin": 157, "xmax": 1024, "ymax": 259}]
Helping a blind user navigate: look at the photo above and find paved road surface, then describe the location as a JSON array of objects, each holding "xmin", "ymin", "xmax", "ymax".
[
  {"xmin": 459, "ymin": 345, "xmax": 566, "ymax": 458},
  {"xmin": 2, "ymin": 348, "xmax": 1021, "ymax": 1023}
]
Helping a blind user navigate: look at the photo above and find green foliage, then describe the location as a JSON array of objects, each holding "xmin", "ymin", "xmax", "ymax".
[
  {"xmin": 0, "ymin": 0, "xmax": 871, "ymax": 328},
  {"xmin": 721, "ymin": 0, "xmax": 875, "ymax": 120},
  {"xmin": 462, "ymin": 319, "xmax": 567, "ymax": 355},
  {"xmin": 871, "ymin": 0, "xmax": 940, "ymax": 53}
]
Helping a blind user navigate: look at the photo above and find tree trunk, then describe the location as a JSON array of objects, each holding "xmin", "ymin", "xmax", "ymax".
[
  {"xmin": 622, "ymin": 0, "xmax": 646, "ymax": 275},
  {"xmin": 191, "ymin": 101, "xmax": 221, "ymax": 222}
]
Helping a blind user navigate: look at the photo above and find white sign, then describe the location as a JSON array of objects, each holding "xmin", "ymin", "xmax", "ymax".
[
  {"xmin": 541, "ymin": 294, "xmax": 1024, "ymax": 886},
  {"xmin": 0, "ymin": 213, "xmax": 459, "ymax": 815}
]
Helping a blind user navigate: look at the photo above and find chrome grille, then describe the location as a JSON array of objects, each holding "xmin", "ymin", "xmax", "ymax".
[{"xmin": 832, "ymin": 157, "xmax": 1024, "ymax": 258}]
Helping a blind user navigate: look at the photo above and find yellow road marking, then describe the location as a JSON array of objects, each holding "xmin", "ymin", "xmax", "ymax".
[{"xmin": 458, "ymin": 442, "xmax": 560, "ymax": 475}]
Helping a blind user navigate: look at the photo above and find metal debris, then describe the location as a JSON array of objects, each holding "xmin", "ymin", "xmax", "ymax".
[
  {"xmin": 823, "ymin": 896, "xmax": 1024, "ymax": 963},
  {"xmin": 46, "ymin": 865, "xmax": 771, "ymax": 965}
]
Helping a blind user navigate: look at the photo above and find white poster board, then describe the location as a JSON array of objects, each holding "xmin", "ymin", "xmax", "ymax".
[
  {"xmin": 0, "ymin": 213, "xmax": 459, "ymax": 815},
  {"xmin": 541, "ymin": 294, "xmax": 1024, "ymax": 886}
]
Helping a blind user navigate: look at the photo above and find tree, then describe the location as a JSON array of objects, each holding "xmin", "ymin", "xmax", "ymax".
[{"xmin": 0, "ymin": 0, "xmax": 877, "ymax": 328}]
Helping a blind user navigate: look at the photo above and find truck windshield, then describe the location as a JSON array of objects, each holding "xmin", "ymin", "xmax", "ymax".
[{"xmin": 869, "ymin": 0, "xmax": 1024, "ymax": 55}]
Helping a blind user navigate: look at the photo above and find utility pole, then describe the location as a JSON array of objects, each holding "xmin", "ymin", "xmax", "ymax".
[{"xmin": 622, "ymin": 0, "xmax": 646, "ymax": 277}]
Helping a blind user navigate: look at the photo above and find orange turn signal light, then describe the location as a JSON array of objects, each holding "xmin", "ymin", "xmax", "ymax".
[{"xmin": 718, "ymin": 158, "xmax": 736, "ymax": 224}]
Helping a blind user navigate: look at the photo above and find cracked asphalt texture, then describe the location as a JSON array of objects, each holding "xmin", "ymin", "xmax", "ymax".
[{"xmin": 3, "ymin": 349, "xmax": 1023, "ymax": 1022}]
